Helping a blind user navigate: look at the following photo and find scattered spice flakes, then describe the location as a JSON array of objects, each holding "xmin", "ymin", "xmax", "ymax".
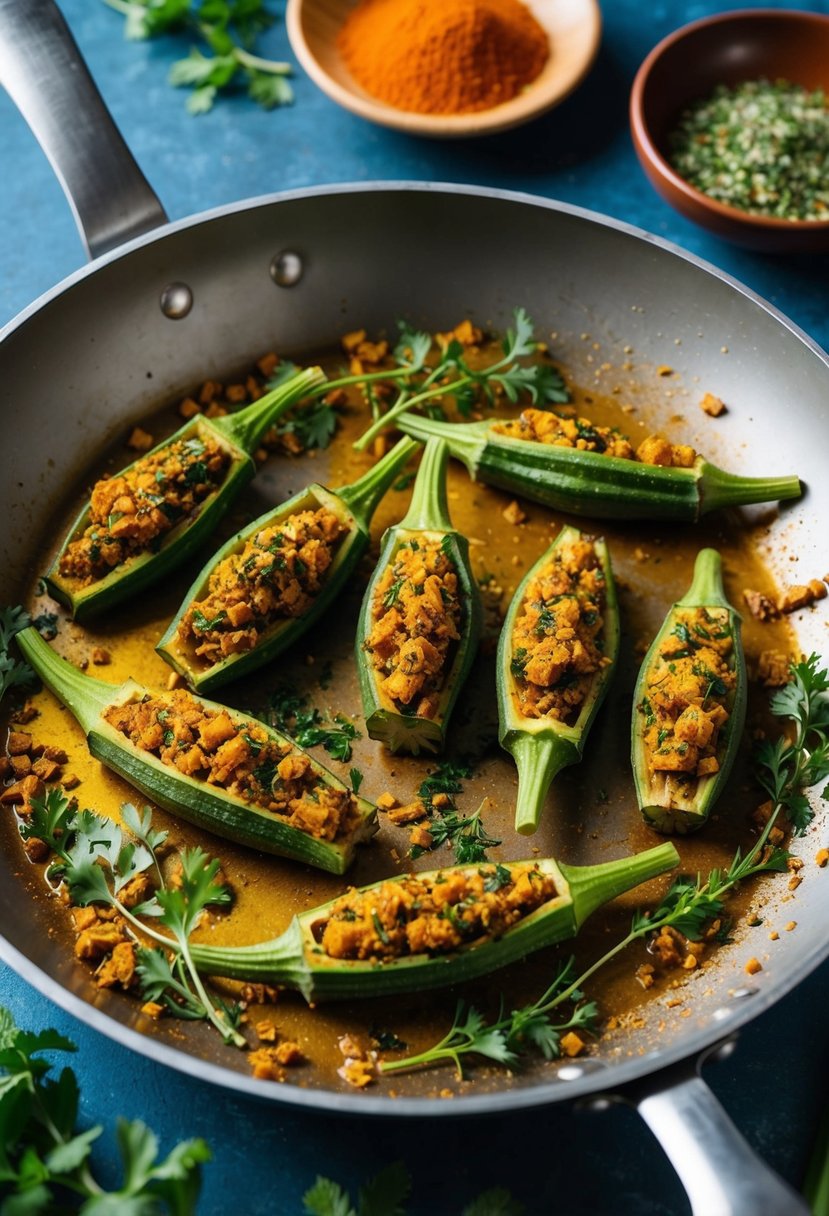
[
  {"xmin": 90, "ymin": 648, "xmax": 111, "ymax": 666},
  {"xmin": 700, "ymin": 392, "xmax": 727, "ymax": 417},
  {"xmin": 657, "ymin": 365, "xmax": 674, "ymax": 377}
]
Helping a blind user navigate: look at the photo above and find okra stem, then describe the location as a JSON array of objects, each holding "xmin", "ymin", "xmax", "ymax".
[
  {"xmin": 16, "ymin": 628, "xmax": 113, "ymax": 735},
  {"xmin": 560, "ymin": 842, "xmax": 680, "ymax": 927},
  {"xmin": 337, "ymin": 437, "xmax": 421, "ymax": 527},
  {"xmin": 210, "ymin": 366, "xmax": 326, "ymax": 453},
  {"xmin": 698, "ymin": 462, "xmax": 802, "ymax": 514},
  {"xmin": 678, "ymin": 547, "xmax": 731, "ymax": 607},
  {"xmin": 511, "ymin": 733, "xmax": 578, "ymax": 836},
  {"xmin": 397, "ymin": 437, "xmax": 452, "ymax": 531},
  {"xmin": 189, "ymin": 919, "xmax": 311, "ymax": 994}
]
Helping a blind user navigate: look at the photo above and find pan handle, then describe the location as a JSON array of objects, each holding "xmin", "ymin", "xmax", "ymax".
[
  {"xmin": 0, "ymin": 0, "xmax": 167, "ymax": 259},
  {"xmin": 611, "ymin": 1043, "xmax": 810, "ymax": 1216}
]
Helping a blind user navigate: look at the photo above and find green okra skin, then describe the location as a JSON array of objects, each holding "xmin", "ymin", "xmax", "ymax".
[
  {"xmin": 498, "ymin": 526, "xmax": 620, "ymax": 835},
  {"xmin": 44, "ymin": 368, "xmax": 327, "ymax": 622},
  {"xmin": 156, "ymin": 437, "xmax": 421, "ymax": 694},
  {"xmin": 188, "ymin": 842, "xmax": 679, "ymax": 1002},
  {"xmin": 355, "ymin": 437, "xmax": 483, "ymax": 755},
  {"xmin": 631, "ymin": 548, "xmax": 747, "ymax": 835},
  {"xmin": 15, "ymin": 628, "xmax": 376, "ymax": 874},
  {"xmin": 394, "ymin": 412, "xmax": 802, "ymax": 522}
]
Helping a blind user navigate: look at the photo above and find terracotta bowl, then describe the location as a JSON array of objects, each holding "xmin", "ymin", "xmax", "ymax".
[
  {"xmin": 630, "ymin": 9, "xmax": 829, "ymax": 253},
  {"xmin": 286, "ymin": 0, "xmax": 601, "ymax": 139}
]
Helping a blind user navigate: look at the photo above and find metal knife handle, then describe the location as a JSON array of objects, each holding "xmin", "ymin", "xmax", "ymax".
[
  {"xmin": 0, "ymin": 0, "xmax": 167, "ymax": 259},
  {"xmin": 634, "ymin": 1064, "xmax": 809, "ymax": 1216}
]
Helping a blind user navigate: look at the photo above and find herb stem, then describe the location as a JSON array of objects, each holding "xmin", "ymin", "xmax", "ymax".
[{"xmin": 231, "ymin": 46, "xmax": 292, "ymax": 74}]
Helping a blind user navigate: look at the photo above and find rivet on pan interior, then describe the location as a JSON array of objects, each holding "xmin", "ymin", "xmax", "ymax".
[
  {"xmin": 270, "ymin": 251, "xmax": 304, "ymax": 287},
  {"xmin": 731, "ymin": 986, "xmax": 759, "ymax": 1000},
  {"xmin": 159, "ymin": 282, "xmax": 193, "ymax": 320}
]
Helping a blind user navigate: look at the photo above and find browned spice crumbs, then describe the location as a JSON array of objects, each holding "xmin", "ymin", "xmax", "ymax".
[
  {"xmin": 700, "ymin": 392, "xmax": 726, "ymax": 416},
  {"xmin": 743, "ymin": 589, "xmax": 780, "ymax": 622}
]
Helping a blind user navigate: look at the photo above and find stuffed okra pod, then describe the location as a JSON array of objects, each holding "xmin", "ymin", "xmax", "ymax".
[
  {"xmin": 188, "ymin": 842, "xmax": 679, "ymax": 1001},
  {"xmin": 395, "ymin": 409, "xmax": 801, "ymax": 522},
  {"xmin": 498, "ymin": 526, "xmax": 619, "ymax": 835},
  {"xmin": 156, "ymin": 437, "xmax": 421, "ymax": 693},
  {"xmin": 631, "ymin": 548, "xmax": 747, "ymax": 834},
  {"xmin": 355, "ymin": 437, "xmax": 482, "ymax": 755},
  {"xmin": 45, "ymin": 368, "xmax": 327, "ymax": 621},
  {"xmin": 16, "ymin": 628, "xmax": 376, "ymax": 874}
]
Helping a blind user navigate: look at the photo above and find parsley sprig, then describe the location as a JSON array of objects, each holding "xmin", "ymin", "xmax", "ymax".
[
  {"xmin": 322, "ymin": 308, "xmax": 568, "ymax": 453},
  {"xmin": 102, "ymin": 0, "xmax": 293, "ymax": 114},
  {"xmin": 753, "ymin": 652, "xmax": 829, "ymax": 834},
  {"xmin": 0, "ymin": 1005, "xmax": 209, "ymax": 1212},
  {"xmin": 0, "ymin": 605, "xmax": 35, "ymax": 708},
  {"xmin": 22, "ymin": 791, "xmax": 244, "ymax": 1048}
]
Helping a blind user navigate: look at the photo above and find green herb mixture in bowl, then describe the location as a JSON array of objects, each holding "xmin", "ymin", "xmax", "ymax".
[{"xmin": 630, "ymin": 9, "xmax": 829, "ymax": 251}]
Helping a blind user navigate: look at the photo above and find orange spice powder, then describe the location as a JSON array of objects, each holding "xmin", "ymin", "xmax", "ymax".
[{"xmin": 337, "ymin": 0, "xmax": 550, "ymax": 116}]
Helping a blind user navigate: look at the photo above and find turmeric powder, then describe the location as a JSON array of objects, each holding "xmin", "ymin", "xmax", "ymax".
[{"xmin": 337, "ymin": 0, "xmax": 549, "ymax": 117}]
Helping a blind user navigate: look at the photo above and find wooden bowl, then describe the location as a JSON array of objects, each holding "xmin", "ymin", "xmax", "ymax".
[
  {"xmin": 285, "ymin": 0, "xmax": 601, "ymax": 139},
  {"xmin": 630, "ymin": 9, "xmax": 829, "ymax": 253}
]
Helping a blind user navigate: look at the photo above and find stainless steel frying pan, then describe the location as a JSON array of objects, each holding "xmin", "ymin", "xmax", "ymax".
[{"xmin": 1, "ymin": 4, "xmax": 827, "ymax": 1213}]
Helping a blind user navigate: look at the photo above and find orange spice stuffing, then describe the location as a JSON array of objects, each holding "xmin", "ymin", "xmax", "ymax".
[{"xmin": 337, "ymin": 0, "xmax": 549, "ymax": 116}]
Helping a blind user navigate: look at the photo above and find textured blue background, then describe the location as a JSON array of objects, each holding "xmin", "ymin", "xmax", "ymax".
[{"xmin": 1, "ymin": 2, "xmax": 829, "ymax": 1212}]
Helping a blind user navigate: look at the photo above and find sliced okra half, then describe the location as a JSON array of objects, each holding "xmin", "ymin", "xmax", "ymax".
[
  {"xmin": 395, "ymin": 408, "xmax": 801, "ymax": 522},
  {"xmin": 189, "ymin": 841, "xmax": 679, "ymax": 1001},
  {"xmin": 156, "ymin": 437, "xmax": 421, "ymax": 693},
  {"xmin": 16, "ymin": 628, "xmax": 376, "ymax": 874},
  {"xmin": 498, "ymin": 525, "xmax": 619, "ymax": 835},
  {"xmin": 355, "ymin": 437, "xmax": 482, "ymax": 755},
  {"xmin": 631, "ymin": 548, "xmax": 747, "ymax": 834},
  {"xmin": 44, "ymin": 368, "xmax": 327, "ymax": 621}
]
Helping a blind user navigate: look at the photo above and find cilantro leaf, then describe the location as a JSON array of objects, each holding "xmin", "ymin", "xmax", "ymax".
[{"xmin": 0, "ymin": 1004, "xmax": 208, "ymax": 1210}]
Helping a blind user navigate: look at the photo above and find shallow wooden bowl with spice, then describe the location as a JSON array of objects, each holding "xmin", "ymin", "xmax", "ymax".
[
  {"xmin": 286, "ymin": 0, "xmax": 602, "ymax": 138},
  {"xmin": 630, "ymin": 9, "xmax": 829, "ymax": 253}
]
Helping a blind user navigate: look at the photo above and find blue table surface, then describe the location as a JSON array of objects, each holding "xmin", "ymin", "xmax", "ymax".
[{"xmin": 2, "ymin": 2, "xmax": 829, "ymax": 1213}]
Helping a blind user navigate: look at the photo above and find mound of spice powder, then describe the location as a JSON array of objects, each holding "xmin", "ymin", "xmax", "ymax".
[
  {"xmin": 337, "ymin": 0, "xmax": 549, "ymax": 116},
  {"xmin": 669, "ymin": 79, "xmax": 829, "ymax": 221}
]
